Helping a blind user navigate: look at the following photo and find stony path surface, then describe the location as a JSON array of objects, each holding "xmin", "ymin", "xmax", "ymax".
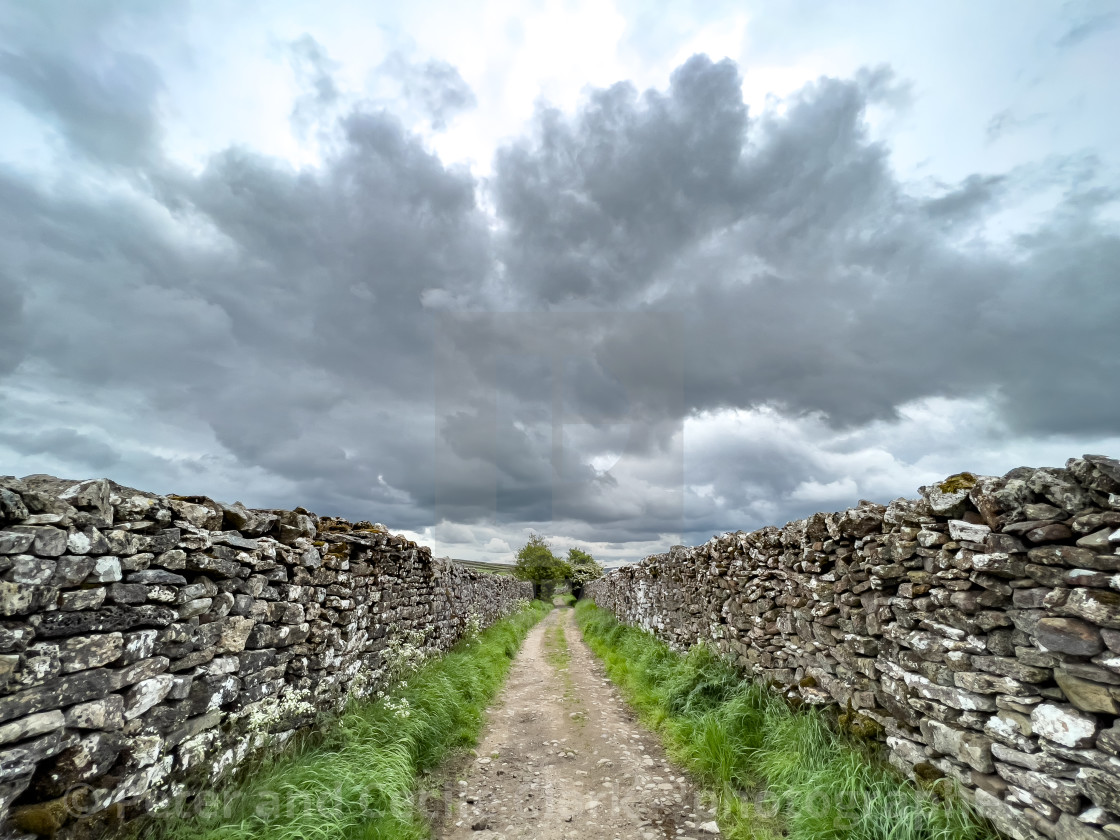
[{"xmin": 436, "ymin": 606, "xmax": 720, "ymax": 840}]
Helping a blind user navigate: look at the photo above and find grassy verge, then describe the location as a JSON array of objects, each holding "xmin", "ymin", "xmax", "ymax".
[
  {"xmin": 575, "ymin": 600, "xmax": 994, "ymax": 840},
  {"xmin": 156, "ymin": 600, "xmax": 551, "ymax": 840}
]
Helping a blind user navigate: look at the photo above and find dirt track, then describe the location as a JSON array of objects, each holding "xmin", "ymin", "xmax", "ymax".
[{"xmin": 434, "ymin": 607, "xmax": 719, "ymax": 840}]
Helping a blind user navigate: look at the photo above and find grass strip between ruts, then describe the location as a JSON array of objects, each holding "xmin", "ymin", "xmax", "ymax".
[
  {"xmin": 574, "ymin": 600, "xmax": 997, "ymax": 840},
  {"xmin": 153, "ymin": 599, "xmax": 551, "ymax": 840}
]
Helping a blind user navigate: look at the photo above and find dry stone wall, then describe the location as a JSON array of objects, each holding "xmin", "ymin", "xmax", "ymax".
[
  {"xmin": 586, "ymin": 456, "xmax": 1120, "ymax": 840},
  {"xmin": 0, "ymin": 474, "xmax": 531, "ymax": 838}
]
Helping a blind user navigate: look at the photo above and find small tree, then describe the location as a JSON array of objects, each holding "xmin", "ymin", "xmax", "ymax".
[
  {"xmin": 565, "ymin": 547, "xmax": 604, "ymax": 599},
  {"xmin": 514, "ymin": 533, "xmax": 569, "ymax": 599}
]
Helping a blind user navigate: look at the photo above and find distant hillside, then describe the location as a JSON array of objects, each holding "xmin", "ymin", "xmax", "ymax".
[{"xmin": 450, "ymin": 557, "xmax": 517, "ymax": 576}]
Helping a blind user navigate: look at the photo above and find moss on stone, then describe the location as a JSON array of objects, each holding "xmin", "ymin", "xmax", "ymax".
[
  {"xmin": 937, "ymin": 472, "xmax": 977, "ymax": 493},
  {"xmin": 914, "ymin": 762, "xmax": 946, "ymax": 785},
  {"xmin": 837, "ymin": 709, "xmax": 885, "ymax": 740},
  {"xmin": 11, "ymin": 797, "xmax": 71, "ymax": 835}
]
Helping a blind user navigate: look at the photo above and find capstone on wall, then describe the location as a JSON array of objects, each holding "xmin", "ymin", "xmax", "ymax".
[
  {"xmin": 0, "ymin": 475, "xmax": 531, "ymax": 838},
  {"xmin": 586, "ymin": 456, "xmax": 1120, "ymax": 840}
]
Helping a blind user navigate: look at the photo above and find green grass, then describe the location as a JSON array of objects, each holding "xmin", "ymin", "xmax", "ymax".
[
  {"xmin": 574, "ymin": 601, "xmax": 995, "ymax": 840},
  {"xmin": 154, "ymin": 600, "xmax": 551, "ymax": 840},
  {"xmin": 543, "ymin": 617, "xmax": 570, "ymax": 670}
]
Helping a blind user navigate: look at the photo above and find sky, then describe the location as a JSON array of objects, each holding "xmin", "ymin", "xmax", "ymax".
[{"xmin": 1, "ymin": 0, "xmax": 1118, "ymax": 566}]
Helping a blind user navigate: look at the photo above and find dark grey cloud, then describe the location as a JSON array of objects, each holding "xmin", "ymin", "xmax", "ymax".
[
  {"xmin": 493, "ymin": 55, "xmax": 746, "ymax": 306},
  {"xmin": 0, "ymin": 428, "xmax": 120, "ymax": 471},
  {"xmin": 490, "ymin": 58, "xmax": 1120, "ymax": 436},
  {"xmin": 0, "ymin": 47, "xmax": 163, "ymax": 167},
  {"xmin": 0, "ymin": 30, "xmax": 1116, "ymax": 558},
  {"xmin": 920, "ymin": 174, "xmax": 1005, "ymax": 223},
  {"xmin": 0, "ymin": 271, "xmax": 26, "ymax": 376},
  {"xmin": 0, "ymin": 0, "xmax": 171, "ymax": 171}
]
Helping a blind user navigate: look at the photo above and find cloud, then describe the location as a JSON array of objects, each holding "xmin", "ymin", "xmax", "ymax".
[
  {"xmin": 380, "ymin": 53, "xmax": 477, "ymax": 130},
  {"xmin": 1054, "ymin": 5, "xmax": 1119, "ymax": 49},
  {"xmin": 490, "ymin": 57, "xmax": 1120, "ymax": 437},
  {"xmin": 0, "ymin": 23, "xmax": 1116, "ymax": 564},
  {"xmin": 0, "ymin": 0, "xmax": 171, "ymax": 171},
  {"xmin": 0, "ymin": 271, "xmax": 26, "ymax": 375},
  {"xmin": 0, "ymin": 427, "xmax": 119, "ymax": 471},
  {"xmin": 288, "ymin": 34, "xmax": 342, "ymax": 138}
]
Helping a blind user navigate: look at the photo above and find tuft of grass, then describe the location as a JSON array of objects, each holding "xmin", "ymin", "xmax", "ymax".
[
  {"xmin": 543, "ymin": 618, "xmax": 570, "ymax": 670},
  {"xmin": 152, "ymin": 600, "xmax": 551, "ymax": 840},
  {"xmin": 575, "ymin": 601, "xmax": 995, "ymax": 840}
]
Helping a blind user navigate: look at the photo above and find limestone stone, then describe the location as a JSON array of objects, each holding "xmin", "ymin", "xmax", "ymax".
[
  {"xmin": 118, "ymin": 629, "xmax": 158, "ymax": 665},
  {"xmin": 57, "ymin": 587, "xmax": 106, "ymax": 611},
  {"xmin": 1037, "ymin": 617, "xmax": 1105, "ymax": 656},
  {"xmin": 1078, "ymin": 529, "xmax": 1117, "ymax": 551},
  {"xmin": 992, "ymin": 743, "xmax": 1070, "ymax": 774},
  {"xmin": 995, "ymin": 762, "xmax": 1083, "ymax": 811},
  {"xmin": 1030, "ymin": 469, "xmax": 1094, "ymax": 513},
  {"xmin": 1055, "ymin": 672, "xmax": 1120, "ymax": 714},
  {"xmin": 1030, "ymin": 546, "xmax": 1101, "ymax": 568},
  {"xmin": 1079, "ymin": 807, "xmax": 1110, "ymax": 826},
  {"xmin": 1099, "ymin": 721, "xmax": 1120, "ymax": 756},
  {"xmin": 1055, "ymin": 814, "xmax": 1109, "ymax": 840},
  {"xmin": 219, "ymin": 502, "xmax": 278, "ymax": 537},
  {"xmin": 87, "ymin": 555, "xmax": 122, "ymax": 583},
  {"xmin": 32, "ymin": 605, "xmax": 176, "ymax": 638},
  {"xmin": 127, "ymin": 568, "xmax": 187, "ymax": 585},
  {"xmin": 64, "ymin": 695, "xmax": 125, "ymax": 730},
  {"xmin": 52, "ymin": 555, "xmax": 95, "ymax": 585},
  {"xmin": 0, "ymin": 532, "xmax": 34, "ymax": 555},
  {"xmin": 0, "ymin": 581, "xmax": 40, "ymax": 617},
  {"xmin": 58, "ymin": 633, "xmax": 123, "ymax": 673},
  {"xmin": 30, "ymin": 731, "xmax": 124, "ymax": 797},
  {"xmin": 5, "ymin": 556, "xmax": 56, "ymax": 585},
  {"xmin": 57, "ymin": 479, "xmax": 112, "ymax": 526},
  {"xmin": 107, "ymin": 582, "xmax": 147, "ymax": 604},
  {"xmin": 0, "ymin": 669, "xmax": 115, "ymax": 724},
  {"xmin": 974, "ymin": 787, "xmax": 1041, "ymax": 840},
  {"xmin": 124, "ymin": 675, "xmax": 176, "ymax": 719},
  {"xmin": 950, "ymin": 520, "xmax": 992, "ymax": 542},
  {"xmin": 111, "ymin": 656, "xmax": 170, "ymax": 691},
  {"xmin": 217, "ymin": 616, "xmax": 256, "ymax": 654},
  {"xmin": 985, "ymin": 710, "xmax": 1036, "ymax": 751},
  {"xmin": 922, "ymin": 718, "xmax": 994, "ymax": 772},
  {"xmin": 1077, "ymin": 767, "xmax": 1120, "ymax": 813},
  {"xmin": 30, "ymin": 528, "xmax": 67, "ymax": 557},
  {"xmin": 167, "ymin": 498, "xmax": 222, "ymax": 530},
  {"xmin": 1032, "ymin": 703, "xmax": 1100, "ymax": 748},
  {"xmin": 973, "ymin": 656, "xmax": 1051, "ymax": 683},
  {"xmin": 0, "ymin": 711, "xmax": 64, "ymax": 747},
  {"xmin": 1025, "ymin": 503, "xmax": 1069, "ymax": 521},
  {"xmin": 0, "ymin": 489, "xmax": 28, "ymax": 523},
  {"xmin": 955, "ymin": 671, "xmax": 1033, "ymax": 696},
  {"xmin": 1060, "ymin": 589, "xmax": 1120, "ymax": 629},
  {"xmin": 0, "ymin": 730, "xmax": 69, "ymax": 783},
  {"xmin": 1028, "ymin": 523, "xmax": 1075, "ymax": 543}
]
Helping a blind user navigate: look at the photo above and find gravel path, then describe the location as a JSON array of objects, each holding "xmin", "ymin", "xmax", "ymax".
[{"xmin": 436, "ymin": 606, "xmax": 720, "ymax": 840}]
